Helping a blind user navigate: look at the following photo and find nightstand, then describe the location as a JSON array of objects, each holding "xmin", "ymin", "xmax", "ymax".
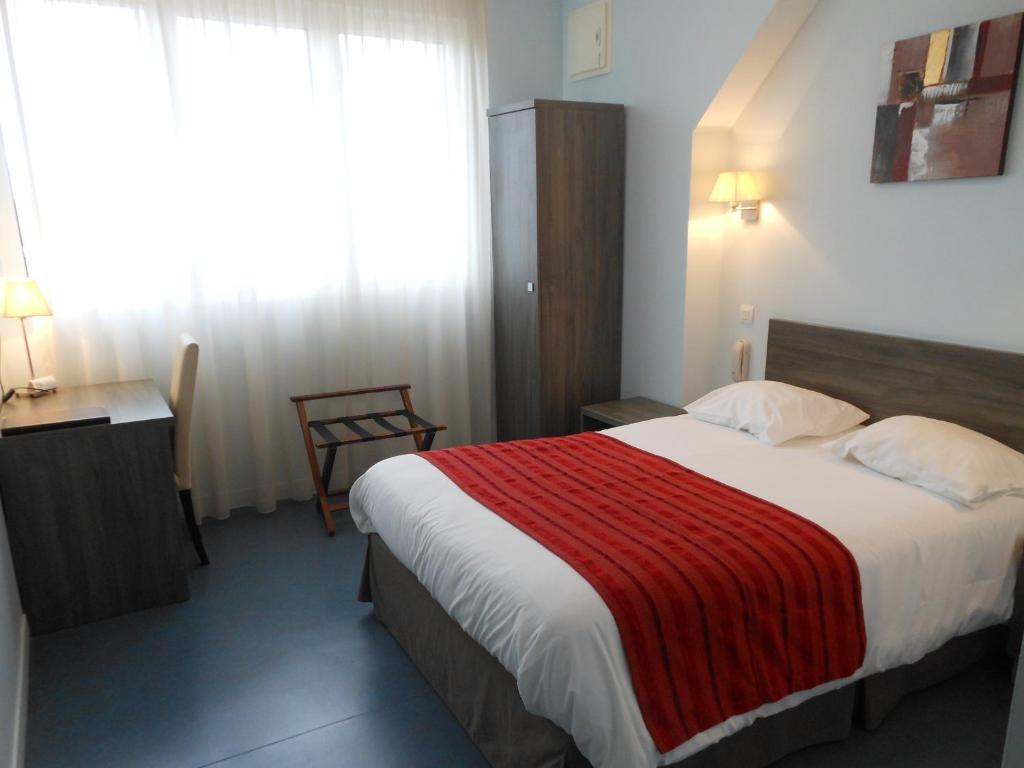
[{"xmin": 579, "ymin": 397, "xmax": 686, "ymax": 432}]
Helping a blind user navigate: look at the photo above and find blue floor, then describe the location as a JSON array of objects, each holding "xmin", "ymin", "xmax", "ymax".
[
  {"xmin": 26, "ymin": 502, "xmax": 1013, "ymax": 767},
  {"xmin": 27, "ymin": 503, "xmax": 488, "ymax": 768}
]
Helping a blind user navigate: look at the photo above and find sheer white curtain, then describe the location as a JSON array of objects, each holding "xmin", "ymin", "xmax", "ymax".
[{"xmin": 0, "ymin": 0, "xmax": 493, "ymax": 519}]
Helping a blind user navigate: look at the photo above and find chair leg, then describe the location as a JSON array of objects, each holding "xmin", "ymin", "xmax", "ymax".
[{"xmin": 180, "ymin": 489, "xmax": 210, "ymax": 566}]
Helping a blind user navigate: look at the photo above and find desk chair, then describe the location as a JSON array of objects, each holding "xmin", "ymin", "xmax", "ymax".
[{"xmin": 170, "ymin": 334, "xmax": 209, "ymax": 565}]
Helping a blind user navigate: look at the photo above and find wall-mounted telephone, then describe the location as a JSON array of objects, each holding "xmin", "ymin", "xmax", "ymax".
[{"xmin": 732, "ymin": 339, "xmax": 751, "ymax": 382}]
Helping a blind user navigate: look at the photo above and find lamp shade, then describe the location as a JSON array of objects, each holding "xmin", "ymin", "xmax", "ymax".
[
  {"xmin": 2, "ymin": 278, "xmax": 51, "ymax": 318},
  {"xmin": 709, "ymin": 171, "xmax": 760, "ymax": 203}
]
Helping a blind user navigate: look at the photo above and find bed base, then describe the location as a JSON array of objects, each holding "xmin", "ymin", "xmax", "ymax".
[{"xmin": 359, "ymin": 534, "xmax": 1011, "ymax": 768}]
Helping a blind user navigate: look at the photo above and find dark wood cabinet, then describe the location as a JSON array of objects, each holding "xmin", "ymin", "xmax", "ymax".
[
  {"xmin": 0, "ymin": 381, "xmax": 189, "ymax": 634},
  {"xmin": 488, "ymin": 99, "xmax": 625, "ymax": 440}
]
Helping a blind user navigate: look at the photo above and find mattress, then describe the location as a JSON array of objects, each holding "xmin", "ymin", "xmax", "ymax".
[{"xmin": 349, "ymin": 415, "xmax": 1024, "ymax": 768}]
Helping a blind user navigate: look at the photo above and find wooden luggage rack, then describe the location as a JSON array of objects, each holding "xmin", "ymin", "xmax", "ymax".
[{"xmin": 292, "ymin": 385, "xmax": 446, "ymax": 535}]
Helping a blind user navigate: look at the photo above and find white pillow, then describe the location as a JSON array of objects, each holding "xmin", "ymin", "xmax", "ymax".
[
  {"xmin": 831, "ymin": 415, "xmax": 1024, "ymax": 506},
  {"xmin": 684, "ymin": 380, "xmax": 869, "ymax": 445}
]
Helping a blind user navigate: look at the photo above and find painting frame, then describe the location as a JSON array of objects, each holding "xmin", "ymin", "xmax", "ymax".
[{"xmin": 870, "ymin": 12, "xmax": 1024, "ymax": 184}]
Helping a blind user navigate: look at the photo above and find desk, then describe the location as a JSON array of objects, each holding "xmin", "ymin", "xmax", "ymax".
[{"xmin": 0, "ymin": 380, "xmax": 189, "ymax": 634}]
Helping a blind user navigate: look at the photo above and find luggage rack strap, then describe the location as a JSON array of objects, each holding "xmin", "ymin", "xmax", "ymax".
[{"xmin": 308, "ymin": 410, "xmax": 443, "ymax": 448}]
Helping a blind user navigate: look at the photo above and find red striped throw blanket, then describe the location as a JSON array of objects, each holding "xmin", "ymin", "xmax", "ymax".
[{"xmin": 422, "ymin": 432, "xmax": 866, "ymax": 752}]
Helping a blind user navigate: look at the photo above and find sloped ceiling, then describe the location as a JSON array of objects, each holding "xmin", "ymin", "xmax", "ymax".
[{"xmin": 699, "ymin": 0, "xmax": 819, "ymax": 128}]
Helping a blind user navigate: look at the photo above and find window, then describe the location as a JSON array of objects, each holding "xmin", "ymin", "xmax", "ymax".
[{"xmin": 1, "ymin": 0, "xmax": 482, "ymax": 310}]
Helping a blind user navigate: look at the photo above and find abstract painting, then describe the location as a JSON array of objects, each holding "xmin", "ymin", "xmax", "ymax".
[{"xmin": 871, "ymin": 13, "xmax": 1024, "ymax": 183}]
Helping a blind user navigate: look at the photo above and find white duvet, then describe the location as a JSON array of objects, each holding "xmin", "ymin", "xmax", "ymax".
[{"xmin": 349, "ymin": 416, "xmax": 1024, "ymax": 768}]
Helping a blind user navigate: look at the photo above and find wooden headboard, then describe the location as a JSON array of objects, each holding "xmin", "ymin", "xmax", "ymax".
[{"xmin": 765, "ymin": 319, "xmax": 1024, "ymax": 454}]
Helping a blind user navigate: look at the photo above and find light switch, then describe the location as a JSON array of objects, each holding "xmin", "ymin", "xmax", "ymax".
[{"xmin": 740, "ymin": 304, "xmax": 755, "ymax": 325}]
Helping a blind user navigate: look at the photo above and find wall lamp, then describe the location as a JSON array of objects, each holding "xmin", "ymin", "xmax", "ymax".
[{"xmin": 709, "ymin": 171, "xmax": 761, "ymax": 222}]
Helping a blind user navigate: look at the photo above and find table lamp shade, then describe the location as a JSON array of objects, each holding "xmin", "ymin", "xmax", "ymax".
[{"xmin": 2, "ymin": 279, "xmax": 51, "ymax": 319}]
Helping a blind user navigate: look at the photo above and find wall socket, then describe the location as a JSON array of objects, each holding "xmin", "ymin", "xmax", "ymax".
[{"xmin": 740, "ymin": 304, "xmax": 755, "ymax": 325}]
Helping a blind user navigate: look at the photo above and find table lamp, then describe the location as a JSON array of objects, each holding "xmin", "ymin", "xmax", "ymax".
[{"xmin": 2, "ymin": 278, "xmax": 53, "ymax": 391}]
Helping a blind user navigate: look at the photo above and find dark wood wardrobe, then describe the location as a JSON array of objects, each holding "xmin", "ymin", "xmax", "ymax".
[{"xmin": 488, "ymin": 99, "xmax": 625, "ymax": 441}]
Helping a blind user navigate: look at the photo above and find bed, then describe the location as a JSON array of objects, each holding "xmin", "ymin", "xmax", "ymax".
[{"xmin": 349, "ymin": 319, "xmax": 1024, "ymax": 768}]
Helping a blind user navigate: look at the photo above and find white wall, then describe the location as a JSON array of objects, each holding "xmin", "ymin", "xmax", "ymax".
[
  {"xmin": 683, "ymin": 127, "xmax": 729, "ymax": 402},
  {"xmin": 708, "ymin": 0, "xmax": 1024, "ymax": 389},
  {"xmin": 560, "ymin": 0, "xmax": 775, "ymax": 406},
  {"xmin": 486, "ymin": 0, "xmax": 563, "ymax": 108},
  {"xmin": 0, "ymin": 501, "xmax": 26, "ymax": 768}
]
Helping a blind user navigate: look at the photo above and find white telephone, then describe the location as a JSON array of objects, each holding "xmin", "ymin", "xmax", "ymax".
[{"xmin": 732, "ymin": 339, "xmax": 751, "ymax": 382}]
